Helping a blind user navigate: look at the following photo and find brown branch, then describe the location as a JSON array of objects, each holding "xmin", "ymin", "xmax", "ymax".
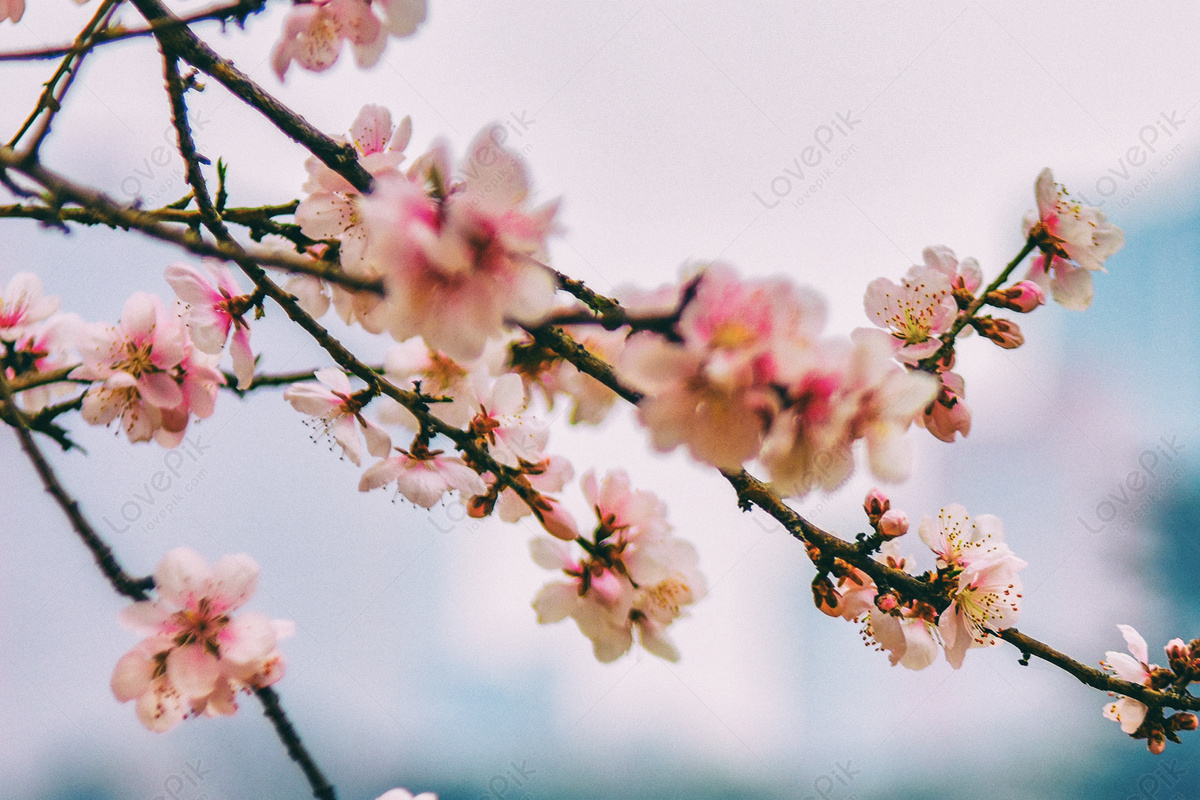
[
  {"xmin": 0, "ymin": 149, "xmax": 383, "ymax": 294},
  {"xmin": 129, "ymin": 0, "xmax": 373, "ymax": 193},
  {"xmin": 1001, "ymin": 629, "xmax": 1200, "ymax": 712},
  {"xmin": 0, "ymin": 372, "xmax": 152, "ymax": 600},
  {"xmin": 525, "ymin": 294, "xmax": 1200, "ymax": 714},
  {"xmin": 254, "ymin": 687, "xmax": 337, "ymax": 800},
  {"xmin": 0, "ymin": 0, "xmax": 268, "ymax": 63},
  {"xmin": 8, "ymin": 0, "xmax": 121, "ymax": 152}
]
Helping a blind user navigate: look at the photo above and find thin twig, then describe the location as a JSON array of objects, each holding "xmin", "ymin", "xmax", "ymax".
[
  {"xmin": 0, "ymin": 149, "xmax": 382, "ymax": 293},
  {"xmin": 0, "ymin": 0, "xmax": 267, "ymax": 63},
  {"xmin": 0, "ymin": 372, "xmax": 152, "ymax": 600}
]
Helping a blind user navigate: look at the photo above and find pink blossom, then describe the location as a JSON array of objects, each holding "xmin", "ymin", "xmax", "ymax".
[
  {"xmin": 271, "ymin": 0, "xmax": 384, "ymax": 80},
  {"xmin": 1024, "ymin": 253, "xmax": 1095, "ymax": 312},
  {"xmin": 468, "ymin": 373, "xmax": 549, "ymax": 468},
  {"xmin": 1102, "ymin": 624, "xmax": 1154, "ymax": 734},
  {"xmin": 359, "ymin": 126, "xmax": 560, "ymax": 360},
  {"xmin": 919, "ymin": 505, "xmax": 1026, "ymax": 668},
  {"xmin": 513, "ymin": 325, "xmax": 625, "ymax": 426},
  {"xmin": 919, "ymin": 370, "xmax": 971, "ymax": 442},
  {"xmin": 618, "ymin": 263, "xmax": 822, "ymax": 470},
  {"xmin": 111, "ymin": 548, "xmax": 292, "ymax": 732},
  {"xmin": 867, "ymin": 605, "xmax": 939, "ymax": 671},
  {"xmin": 284, "ymin": 367, "xmax": 391, "ymax": 466},
  {"xmin": 73, "ymin": 293, "xmax": 190, "ymax": 445},
  {"xmin": 378, "ymin": 337, "xmax": 481, "ymax": 429},
  {"xmin": 359, "ymin": 444, "xmax": 487, "ymax": 508},
  {"xmin": 495, "ymin": 454, "xmax": 574, "ymax": 523},
  {"xmin": 6, "ymin": 312, "xmax": 81, "ymax": 411},
  {"xmin": 156, "ymin": 336, "xmax": 226, "ymax": 449},
  {"xmin": 0, "ymin": 272, "xmax": 60, "ymax": 339},
  {"xmin": 1023, "ymin": 168, "xmax": 1124, "ymax": 310},
  {"xmin": 531, "ymin": 471, "xmax": 705, "ymax": 662},
  {"xmin": 1026, "ymin": 168, "xmax": 1125, "ymax": 272},
  {"xmin": 920, "ymin": 245, "xmax": 982, "ymax": 295},
  {"xmin": 863, "ymin": 266, "xmax": 957, "ymax": 363},
  {"xmin": 759, "ymin": 331, "xmax": 937, "ymax": 495},
  {"xmin": 297, "ymin": 105, "xmax": 412, "ymax": 290},
  {"xmin": 165, "ymin": 261, "xmax": 257, "ymax": 390}
]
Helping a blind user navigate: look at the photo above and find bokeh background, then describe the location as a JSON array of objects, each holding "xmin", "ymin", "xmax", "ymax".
[{"xmin": 3, "ymin": 2, "xmax": 1200, "ymax": 798}]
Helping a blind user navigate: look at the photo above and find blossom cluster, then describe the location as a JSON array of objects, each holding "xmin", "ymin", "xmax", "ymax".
[
  {"xmin": 111, "ymin": 548, "xmax": 292, "ymax": 732},
  {"xmin": 1102, "ymin": 626, "xmax": 1200, "ymax": 753},
  {"xmin": 531, "ymin": 470, "xmax": 706, "ymax": 662},
  {"xmin": 816, "ymin": 490, "xmax": 1026, "ymax": 671}
]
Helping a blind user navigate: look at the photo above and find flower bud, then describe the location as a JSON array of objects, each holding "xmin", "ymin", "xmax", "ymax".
[
  {"xmin": 1169, "ymin": 712, "xmax": 1199, "ymax": 732},
  {"xmin": 538, "ymin": 500, "xmax": 580, "ymax": 541},
  {"xmin": 1148, "ymin": 729, "xmax": 1167, "ymax": 754},
  {"xmin": 878, "ymin": 509, "xmax": 909, "ymax": 539},
  {"xmin": 863, "ymin": 489, "xmax": 890, "ymax": 524},
  {"xmin": 874, "ymin": 592, "xmax": 898, "ymax": 612},
  {"xmin": 986, "ymin": 281, "xmax": 1045, "ymax": 313},
  {"xmin": 467, "ymin": 493, "xmax": 495, "ymax": 518},
  {"xmin": 975, "ymin": 316, "xmax": 1025, "ymax": 349},
  {"xmin": 812, "ymin": 575, "xmax": 842, "ymax": 617}
]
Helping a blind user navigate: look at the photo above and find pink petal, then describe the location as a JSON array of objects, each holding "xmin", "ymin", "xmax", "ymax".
[
  {"xmin": 359, "ymin": 456, "xmax": 405, "ymax": 491},
  {"xmin": 230, "ymin": 327, "xmax": 256, "ymax": 390},
  {"xmin": 138, "ymin": 372, "xmax": 184, "ymax": 409},
  {"xmin": 219, "ymin": 612, "xmax": 277, "ymax": 665},
  {"xmin": 166, "ymin": 643, "xmax": 221, "ymax": 699}
]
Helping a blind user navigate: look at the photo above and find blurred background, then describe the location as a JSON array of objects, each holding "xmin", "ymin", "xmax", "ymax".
[{"xmin": 3, "ymin": 2, "xmax": 1200, "ymax": 798}]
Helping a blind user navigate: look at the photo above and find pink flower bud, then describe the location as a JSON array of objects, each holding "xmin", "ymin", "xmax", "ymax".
[
  {"xmin": 975, "ymin": 316, "xmax": 1025, "ymax": 349},
  {"xmin": 878, "ymin": 509, "xmax": 909, "ymax": 539},
  {"xmin": 1170, "ymin": 712, "xmax": 1199, "ymax": 732},
  {"xmin": 987, "ymin": 281, "xmax": 1045, "ymax": 313},
  {"xmin": 875, "ymin": 593, "xmax": 898, "ymax": 612},
  {"xmin": 1165, "ymin": 638, "xmax": 1188, "ymax": 660},
  {"xmin": 863, "ymin": 488, "xmax": 890, "ymax": 523},
  {"xmin": 1148, "ymin": 730, "xmax": 1167, "ymax": 754},
  {"xmin": 538, "ymin": 500, "xmax": 580, "ymax": 541}
]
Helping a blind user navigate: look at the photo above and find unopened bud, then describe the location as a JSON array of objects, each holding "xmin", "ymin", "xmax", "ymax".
[
  {"xmin": 863, "ymin": 488, "xmax": 890, "ymax": 524},
  {"xmin": 986, "ymin": 281, "xmax": 1046, "ymax": 313},
  {"xmin": 812, "ymin": 576, "xmax": 842, "ymax": 617},
  {"xmin": 538, "ymin": 500, "xmax": 580, "ymax": 541},
  {"xmin": 1169, "ymin": 712, "xmax": 1199, "ymax": 732},
  {"xmin": 874, "ymin": 593, "xmax": 898, "ymax": 612},
  {"xmin": 975, "ymin": 316, "xmax": 1025, "ymax": 349},
  {"xmin": 1148, "ymin": 729, "xmax": 1167, "ymax": 754},
  {"xmin": 878, "ymin": 509, "xmax": 909, "ymax": 539},
  {"xmin": 467, "ymin": 493, "xmax": 495, "ymax": 518}
]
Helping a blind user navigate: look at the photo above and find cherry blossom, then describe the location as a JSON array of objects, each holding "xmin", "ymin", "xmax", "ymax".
[
  {"xmin": 111, "ymin": 548, "xmax": 292, "ymax": 732},
  {"xmin": 271, "ymin": 0, "xmax": 425, "ymax": 81},
  {"xmin": 1023, "ymin": 168, "xmax": 1125, "ymax": 310},
  {"xmin": 297, "ymin": 105, "xmax": 412, "ymax": 286},
  {"xmin": 5, "ymin": 311, "xmax": 81, "ymax": 411},
  {"xmin": 73, "ymin": 293, "xmax": 190, "ymax": 445},
  {"xmin": 378, "ymin": 337, "xmax": 481, "ymax": 429},
  {"xmin": 863, "ymin": 266, "xmax": 957, "ymax": 363},
  {"xmin": 530, "ymin": 470, "xmax": 704, "ymax": 662},
  {"xmin": 0, "ymin": 272, "xmax": 60, "ymax": 340},
  {"xmin": 358, "ymin": 125, "xmax": 560, "ymax": 360},
  {"xmin": 510, "ymin": 324, "xmax": 625, "ymax": 426},
  {"xmin": 618, "ymin": 263, "xmax": 823, "ymax": 470},
  {"xmin": 468, "ymin": 372, "xmax": 549, "ymax": 469},
  {"xmin": 920, "ymin": 245, "xmax": 982, "ymax": 295},
  {"xmin": 919, "ymin": 370, "xmax": 971, "ymax": 442},
  {"xmin": 359, "ymin": 441, "xmax": 487, "ymax": 508},
  {"xmin": 284, "ymin": 368, "xmax": 391, "ymax": 465},
  {"xmin": 1101, "ymin": 624, "xmax": 1154, "ymax": 735},
  {"xmin": 494, "ymin": 454, "xmax": 574, "ymax": 523},
  {"xmin": 165, "ymin": 261, "xmax": 257, "ymax": 390},
  {"xmin": 759, "ymin": 331, "xmax": 937, "ymax": 495},
  {"xmin": 919, "ymin": 505, "xmax": 1026, "ymax": 668}
]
